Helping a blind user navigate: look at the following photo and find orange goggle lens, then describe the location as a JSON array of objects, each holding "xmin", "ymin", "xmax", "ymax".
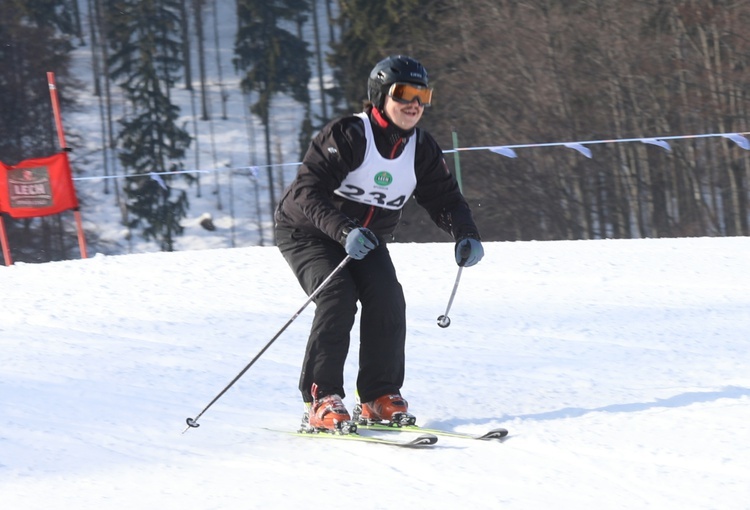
[{"xmin": 388, "ymin": 83, "xmax": 433, "ymax": 106}]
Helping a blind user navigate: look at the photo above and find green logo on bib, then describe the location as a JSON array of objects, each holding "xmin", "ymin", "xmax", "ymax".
[{"xmin": 374, "ymin": 171, "xmax": 393, "ymax": 186}]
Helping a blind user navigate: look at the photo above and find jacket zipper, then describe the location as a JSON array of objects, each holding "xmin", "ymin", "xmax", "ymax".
[
  {"xmin": 389, "ymin": 138, "xmax": 404, "ymax": 159},
  {"xmin": 362, "ymin": 206, "xmax": 375, "ymax": 228}
]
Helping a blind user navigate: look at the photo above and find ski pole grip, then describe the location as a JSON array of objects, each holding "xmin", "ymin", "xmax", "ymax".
[{"xmin": 458, "ymin": 240, "xmax": 472, "ymax": 266}]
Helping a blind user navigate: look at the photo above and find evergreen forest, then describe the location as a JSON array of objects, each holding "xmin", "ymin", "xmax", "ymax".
[{"xmin": 2, "ymin": 0, "xmax": 750, "ymax": 262}]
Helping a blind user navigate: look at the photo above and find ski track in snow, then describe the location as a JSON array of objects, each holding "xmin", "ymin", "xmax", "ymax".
[{"xmin": 3, "ymin": 238, "xmax": 750, "ymax": 509}]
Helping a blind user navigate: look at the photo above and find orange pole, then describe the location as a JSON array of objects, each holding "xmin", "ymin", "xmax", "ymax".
[
  {"xmin": 47, "ymin": 72, "xmax": 87, "ymax": 259},
  {"xmin": 47, "ymin": 72, "xmax": 68, "ymax": 149},
  {"xmin": 0, "ymin": 215, "xmax": 12, "ymax": 266},
  {"xmin": 73, "ymin": 210, "xmax": 88, "ymax": 258}
]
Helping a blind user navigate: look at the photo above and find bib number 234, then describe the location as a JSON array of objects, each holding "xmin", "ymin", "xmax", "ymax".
[{"xmin": 337, "ymin": 184, "xmax": 407, "ymax": 209}]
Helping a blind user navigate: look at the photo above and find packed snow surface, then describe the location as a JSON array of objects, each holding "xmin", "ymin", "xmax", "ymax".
[{"xmin": 3, "ymin": 237, "xmax": 750, "ymax": 509}]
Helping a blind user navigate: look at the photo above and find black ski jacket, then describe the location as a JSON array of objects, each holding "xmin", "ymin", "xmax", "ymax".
[{"xmin": 275, "ymin": 106, "xmax": 480, "ymax": 244}]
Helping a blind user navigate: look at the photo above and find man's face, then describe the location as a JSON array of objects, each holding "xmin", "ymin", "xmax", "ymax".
[{"xmin": 383, "ymin": 95, "xmax": 424, "ymax": 131}]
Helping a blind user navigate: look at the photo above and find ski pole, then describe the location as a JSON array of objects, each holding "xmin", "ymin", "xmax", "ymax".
[
  {"xmin": 438, "ymin": 242, "xmax": 478, "ymax": 328},
  {"xmin": 436, "ymin": 266, "xmax": 463, "ymax": 328},
  {"xmin": 183, "ymin": 255, "xmax": 352, "ymax": 433}
]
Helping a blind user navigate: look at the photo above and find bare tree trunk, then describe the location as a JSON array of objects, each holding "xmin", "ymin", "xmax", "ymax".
[
  {"xmin": 211, "ymin": 0, "xmax": 228, "ymax": 119},
  {"xmin": 696, "ymin": 18, "xmax": 741, "ymax": 234},
  {"xmin": 311, "ymin": 0, "xmax": 328, "ymax": 120},
  {"xmin": 180, "ymin": 0, "xmax": 192, "ymax": 90},
  {"xmin": 70, "ymin": 0, "xmax": 84, "ymax": 44},
  {"xmin": 325, "ymin": 0, "xmax": 335, "ymax": 43},
  {"xmin": 193, "ymin": 0, "xmax": 209, "ymax": 120},
  {"xmin": 93, "ymin": 0, "xmax": 126, "ymax": 216}
]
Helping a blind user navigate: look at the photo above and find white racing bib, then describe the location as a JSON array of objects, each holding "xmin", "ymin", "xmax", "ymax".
[{"xmin": 334, "ymin": 112, "xmax": 417, "ymax": 210}]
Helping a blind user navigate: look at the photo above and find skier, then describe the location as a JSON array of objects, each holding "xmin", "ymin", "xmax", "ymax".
[{"xmin": 275, "ymin": 55, "xmax": 484, "ymax": 432}]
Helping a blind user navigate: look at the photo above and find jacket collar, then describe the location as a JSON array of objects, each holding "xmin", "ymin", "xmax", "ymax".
[{"xmin": 370, "ymin": 106, "xmax": 416, "ymax": 139}]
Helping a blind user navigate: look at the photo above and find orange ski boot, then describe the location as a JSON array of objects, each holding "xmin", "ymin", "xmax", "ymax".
[
  {"xmin": 305, "ymin": 385, "xmax": 353, "ymax": 433},
  {"xmin": 358, "ymin": 394, "xmax": 416, "ymax": 426}
]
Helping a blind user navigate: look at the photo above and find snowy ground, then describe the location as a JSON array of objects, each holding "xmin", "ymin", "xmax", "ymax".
[{"xmin": 2, "ymin": 237, "xmax": 750, "ymax": 509}]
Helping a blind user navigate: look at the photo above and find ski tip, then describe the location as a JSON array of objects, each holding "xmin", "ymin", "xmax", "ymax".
[
  {"xmin": 478, "ymin": 428, "xmax": 509, "ymax": 440},
  {"xmin": 409, "ymin": 434, "xmax": 439, "ymax": 446}
]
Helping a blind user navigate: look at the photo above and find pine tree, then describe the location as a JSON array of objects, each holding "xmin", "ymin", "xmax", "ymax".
[
  {"xmin": 327, "ymin": 0, "xmax": 428, "ymax": 113},
  {"xmin": 105, "ymin": 0, "xmax": 192, "ymax": 252},
  {"xmin": 234, "ymin": 0, "xmax": 312, "ymax": 227},
  {"xmin": 0, "ymin": 0, "xmax": 76, "ymax": 162}
]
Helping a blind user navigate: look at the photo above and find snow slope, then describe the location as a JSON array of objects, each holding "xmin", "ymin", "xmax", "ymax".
[{"xmin": 2, "ymin": 237, "xmax": 750, "ymax": 509}]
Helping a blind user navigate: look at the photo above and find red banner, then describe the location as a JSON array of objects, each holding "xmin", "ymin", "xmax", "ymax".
[{"xmin": 0, "ymin": 152, "xmax": 79, "ymax": 218}]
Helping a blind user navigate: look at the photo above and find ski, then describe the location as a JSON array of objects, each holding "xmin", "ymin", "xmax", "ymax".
[
  {"xmin": 357, "ymin": 422, "xmax": 509, "ymax": 441},
  {"xmin": 287, "ymin": 429, "xmax": 438, "ymax": 448}
]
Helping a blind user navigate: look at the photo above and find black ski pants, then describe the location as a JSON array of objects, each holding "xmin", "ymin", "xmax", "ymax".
[{"xmin": 276, "ymin": 227, "xmax": 406, "ymax": 404}]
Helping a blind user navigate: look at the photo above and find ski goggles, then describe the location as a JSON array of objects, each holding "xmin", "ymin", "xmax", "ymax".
[{"xmin": 387, "ymin": 82, "xmax": 433, "ymax": 106}]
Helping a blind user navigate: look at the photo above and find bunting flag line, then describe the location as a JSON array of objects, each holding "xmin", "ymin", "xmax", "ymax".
[
  {"xmin": 65, "ymin": 130, "xmax": 750, "ymax": 184},
  {"xmin": 444, "ymin": 131, "xmax": 750, "ymax": 158}
]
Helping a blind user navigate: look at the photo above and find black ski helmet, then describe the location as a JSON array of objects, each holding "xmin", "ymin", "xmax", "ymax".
[{"xmin": 367, "ymin": 55, "xmax": 429, "ymax": 109}]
